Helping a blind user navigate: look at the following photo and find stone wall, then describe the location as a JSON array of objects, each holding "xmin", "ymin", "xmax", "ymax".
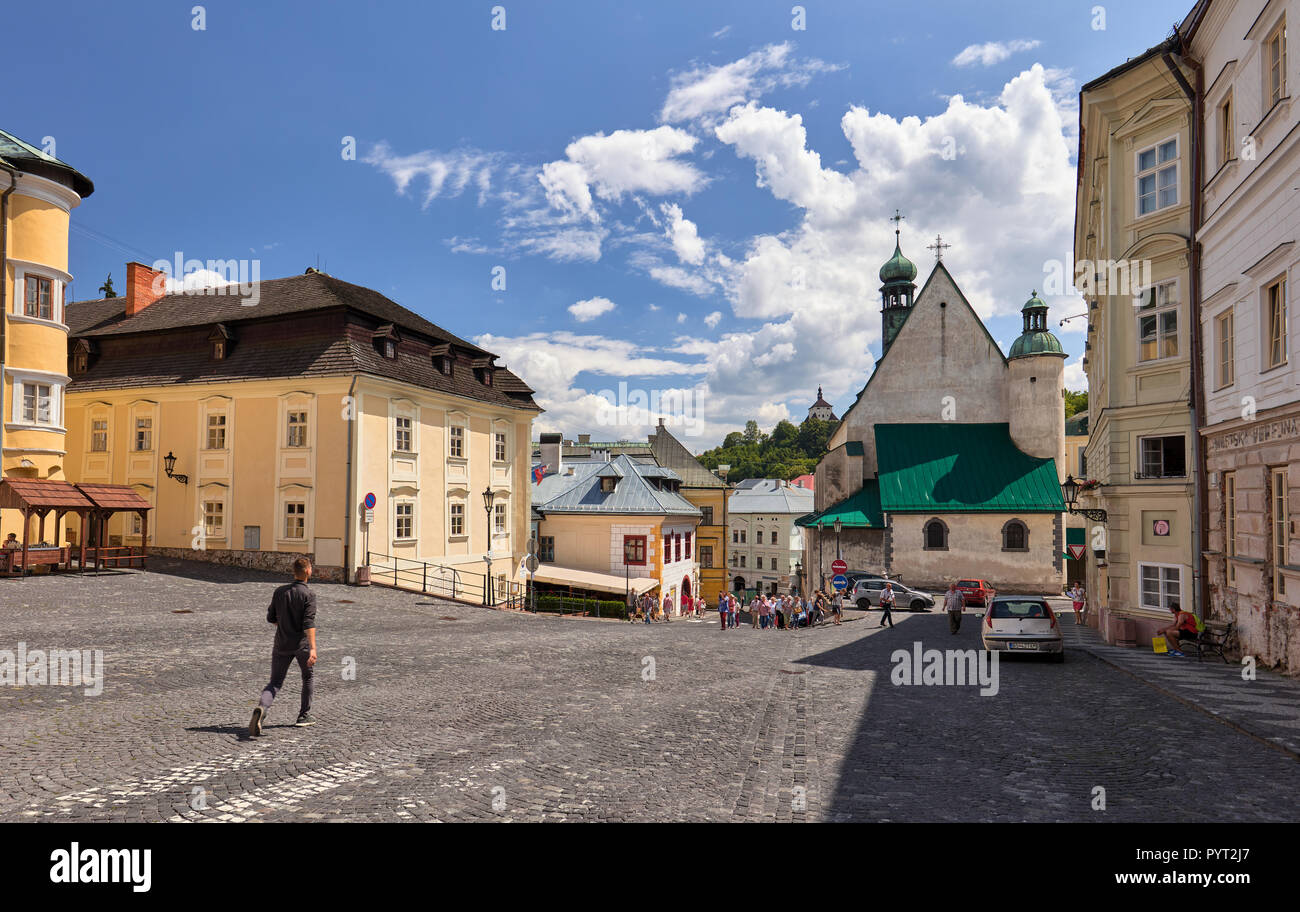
[
  {"xmin": 148, "ymin": 547, "xmax": 344, "ymax": 582},
  {"xmin": 887, "ymin": 513, "xmax": 1063, "ymax": 593}
]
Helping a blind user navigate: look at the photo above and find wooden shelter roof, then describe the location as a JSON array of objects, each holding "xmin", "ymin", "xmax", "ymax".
[
  {"xmin": 0, "ymin": 479, "xmax": 94, "ymax": 512},
  {"xmin": 73, "ymin": 484, "xmax": 152, "ymax": 512}
]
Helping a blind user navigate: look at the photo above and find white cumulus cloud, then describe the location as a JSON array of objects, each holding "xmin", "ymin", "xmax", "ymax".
[
  {"xmin": 568, "ymin": 296, "xmax": 617, "ymax": 322},
  {"xmin": 952, "ymin": 39, "xmax": 1041, "ymax": 68}
]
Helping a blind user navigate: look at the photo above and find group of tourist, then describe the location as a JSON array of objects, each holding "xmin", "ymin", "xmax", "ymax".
[
  {"xmin": 628, "ymin": 590, "xmax": 706, "ymax": 624},
  {"xmin": 715, "ymin": 590, "xmax": 842, "ymax": 631}
]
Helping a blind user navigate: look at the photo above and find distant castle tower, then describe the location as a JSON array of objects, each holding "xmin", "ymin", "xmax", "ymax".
[{"xmin": 806, "ymin": 386, "xmax": 838, "ymax": 422}]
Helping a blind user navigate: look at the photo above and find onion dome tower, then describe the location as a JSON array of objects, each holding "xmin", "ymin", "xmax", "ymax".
[{"xmin": 879, "ymin": 210, "xmax": 917, "ymax": 357}]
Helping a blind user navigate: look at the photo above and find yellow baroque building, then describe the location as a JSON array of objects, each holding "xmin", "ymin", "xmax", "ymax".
[
  {"xmin": 1, "ymin": 130, "xmax": 96, "ymax": 543},
  {"xmin": 61, "ymin": 261, "xmax": 540, "ymax": 584}
]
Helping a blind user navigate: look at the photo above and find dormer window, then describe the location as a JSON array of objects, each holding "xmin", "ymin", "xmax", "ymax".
[
  {"xmin": 600, "ymin": 477, "xmax": 616, "ymax": 494},
  {"xmin": 373, "ymin": 324, "xmax": 400, "ymax": 359},
  {"xmin": 431, "ymin": 343, "xmax": 453, "ymax": 376},
  {"xmin": 71, "ymin": 339, "xmax": 94, "ymax": 374},
  {"xmin": 208, "ymin": 324, "xmax": 233, "ymax": 361},
  {"xmin": 472, "ymin": 357, "xmax": 495, "ymax": 386}
]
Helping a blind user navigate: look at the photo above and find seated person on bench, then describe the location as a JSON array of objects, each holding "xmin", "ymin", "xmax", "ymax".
[{"xmin": 1158, "ymin": 600, "xmax": 1199, "ymax": 657}]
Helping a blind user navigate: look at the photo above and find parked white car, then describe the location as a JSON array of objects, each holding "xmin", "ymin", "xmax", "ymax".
[
  {"xmin": 981, "ymin": 596, "xmax": 1064, "ymax": 661},
  {"xmin": 849, "ymin": 578, "xmax": 934, "ymax": 612}
]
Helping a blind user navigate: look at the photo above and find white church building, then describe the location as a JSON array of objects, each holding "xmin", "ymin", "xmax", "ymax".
[{"xmin": 799, "ymin": 225, "xmax": 1069, "ymax": 594}]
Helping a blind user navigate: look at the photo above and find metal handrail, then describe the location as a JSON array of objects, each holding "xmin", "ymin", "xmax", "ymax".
[{"xmin": 366, "ymin": 551, "xmax": 525, "ymax": 609}]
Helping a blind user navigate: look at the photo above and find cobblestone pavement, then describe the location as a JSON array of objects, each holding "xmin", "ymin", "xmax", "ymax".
[{"xmin": 1, "ymin": 561, "xmax": 1297, "ymax": 822}]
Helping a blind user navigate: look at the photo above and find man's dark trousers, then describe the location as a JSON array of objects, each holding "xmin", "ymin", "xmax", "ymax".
[
  {"xmin": 259, "ymin": 647, "xmax": 314, "ymax": 716},
  {"xmin": 948, "ymin": 610, "xmax": 962, "ymax": 634},
  {"xmin": 879, "ymin": 602, "xmax": 894, "ymax": 628}
]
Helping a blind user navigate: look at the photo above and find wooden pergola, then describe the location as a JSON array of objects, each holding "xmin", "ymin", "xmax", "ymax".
[
  {"xmin": 75, "ymin": 483, "xmax": 152, "ymax": 571},
  {"xmin": 0, "ymin": 479, "xmax": 94, "ymax": 575},
  {"xmin": 0, "ymin": 479, "xmax": 152, "ymax": 576}
]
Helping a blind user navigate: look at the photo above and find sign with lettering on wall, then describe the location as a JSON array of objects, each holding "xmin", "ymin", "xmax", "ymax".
[{"xmin": 1152, "ymin": 519, "xmax": 1170, "ymax": 537}]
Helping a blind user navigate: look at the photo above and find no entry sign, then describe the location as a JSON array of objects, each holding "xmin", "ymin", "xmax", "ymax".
[{"xmin": 831, "ymin": 559, "xmax": 847, "ymax": 575}]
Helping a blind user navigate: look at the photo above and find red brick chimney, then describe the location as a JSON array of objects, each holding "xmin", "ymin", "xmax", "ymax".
[{"xmin": 125, "ymin": 261, "xmax": 167, "ymax": 316}]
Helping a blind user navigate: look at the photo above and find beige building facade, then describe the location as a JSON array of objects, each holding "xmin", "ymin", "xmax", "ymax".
[{"xmin": 1076, "ymin": 38, "xmax": 1199, "ymax": 645}]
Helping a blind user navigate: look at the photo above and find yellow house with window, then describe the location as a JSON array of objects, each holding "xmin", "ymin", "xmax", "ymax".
[
  {"xmin": 63, "ymin": 261, "xmax": 540, "ymax": 583},
  {"xmin": 0, "ymin": 130, "xmax": 95, "ymax": 542}
]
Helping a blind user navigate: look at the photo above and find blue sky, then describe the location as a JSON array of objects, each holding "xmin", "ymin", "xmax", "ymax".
[{"xmin": 9, "ymin": 0, "xmax": 1191, "ymax": 448}]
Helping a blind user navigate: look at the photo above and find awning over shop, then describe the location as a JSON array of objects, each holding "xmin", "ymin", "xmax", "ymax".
[
  {"xmin": 795, "ymin": 481, "xmax": 885, "ymax": 528},
  {"xmin": 519, "ymin": 563, "xmax": 660, "ymax": 596}
]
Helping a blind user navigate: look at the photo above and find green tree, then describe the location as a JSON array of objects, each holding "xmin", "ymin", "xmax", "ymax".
[{"xmin": 1064, "ymin": 390, "xmax": 1088, "ymax": 419}]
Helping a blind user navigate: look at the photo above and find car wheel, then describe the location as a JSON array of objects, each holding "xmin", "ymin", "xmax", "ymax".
[
  {"xmin": 910, "ymin": 600, "xmax": 925, "ymax": 612},
  {"xmin": 857, "ymin": 599, "xmax": 870, "ymax": 610}
]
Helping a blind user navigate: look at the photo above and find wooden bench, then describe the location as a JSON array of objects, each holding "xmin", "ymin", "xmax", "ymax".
[
  {"xmin": 0, "ymin": 547, "xmax": 70, "ymax": 576},
  {"xmin": 1184, "ymin": 620, "xmax": 1233, "ymax": 663}
]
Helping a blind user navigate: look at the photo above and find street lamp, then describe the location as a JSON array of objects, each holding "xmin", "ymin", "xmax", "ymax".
[
  {"xmin": 1061, "ymin": 474, "xmax": 1107, "ymax": 522},
  {"xmin": 833, "ymin": 518, "xmax": 842, "ymax": 561},
  {"xmin": 482, "ymin": 486, "xmax": 495, "ymax": 605},
  {"xmin": 163, "ymin": 451, "xmax": 188, "ymax": 485},
  {"xmin": 795, "ymin": 560, "xmax": 803, "ymax": 597}
]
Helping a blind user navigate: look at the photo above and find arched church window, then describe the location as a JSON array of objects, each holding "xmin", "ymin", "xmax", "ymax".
[
  {"xmin": 1001, "ymin": 519, "xmax": 1029, "ymax": 552},
  {"xmin": 923, "ymin": 519, "xmax": 948, "ymax": 551}
]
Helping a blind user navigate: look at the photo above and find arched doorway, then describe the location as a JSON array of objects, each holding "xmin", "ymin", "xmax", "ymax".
[
  {"xmin": 680, "ymin": 576, "xmax": 692, "ymax": 615},
  {"xmin": 733, "ymin": 576, "xmax": 746, "ymax": 592}
]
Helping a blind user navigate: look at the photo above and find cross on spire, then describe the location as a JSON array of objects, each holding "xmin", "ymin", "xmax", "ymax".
[
  {"xmin": 889, "ymin": 209, "xmax": 905, "ymax": 239},
  {"xmin": 927, "ymin": 234, "xmax": 951, "ymax": 262}
]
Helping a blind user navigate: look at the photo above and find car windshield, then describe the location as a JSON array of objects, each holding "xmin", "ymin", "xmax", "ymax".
[
  {"xmin": 957, "ymin": 580, "xmax": 980, "ymax": 588},
  {"xmin": 990, "ymin": 600, "xmax": 1048, "ymax": 619}
]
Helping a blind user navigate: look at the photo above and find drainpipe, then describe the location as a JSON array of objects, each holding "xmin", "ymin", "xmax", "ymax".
[
  {"xmin": 0, "ymin": 162, "xmax": 18, "ymax": 479},
  {"xmin": 1163, "ymin": 46, "xmax": 1209, "ymax": 621},
  {"xmin": 342, "ymin": 373, "xmax": 359, "ymax": 583}
]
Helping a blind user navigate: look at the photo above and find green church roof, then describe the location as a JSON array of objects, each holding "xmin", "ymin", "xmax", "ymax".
[
  {"xmin": 879, "ymin": 240, "xmax": 917, "ymax": 284},
  {"xmin": 1008, "ymin": 331, "xmax": 1064, "ymax": 357},
  {"xmin": 794, "ymin": 481, "xmax": 885, "ymax": 528},
  {"xmin": 875, "ymin": 423, "xmax": 1064, "ymax": 512}
]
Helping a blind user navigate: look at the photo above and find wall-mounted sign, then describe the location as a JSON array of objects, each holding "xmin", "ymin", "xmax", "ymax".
[{"xmin": 1152, "ymin": 519, "xmax": 1171, "ymax": 537}]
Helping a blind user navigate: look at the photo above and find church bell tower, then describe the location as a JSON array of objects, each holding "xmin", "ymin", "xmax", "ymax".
[{"xmin": 879, "ymin": 210, "xmax": 917, "ymax": 357}]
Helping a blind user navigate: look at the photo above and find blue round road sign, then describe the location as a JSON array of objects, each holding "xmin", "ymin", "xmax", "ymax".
[
  {"xmin": 832, "ymin": 574, "xmax": 848, "ymax": 590},
  {"xmin": 364, "ymin": 492, "xmax": 377, "ymax": 510}
]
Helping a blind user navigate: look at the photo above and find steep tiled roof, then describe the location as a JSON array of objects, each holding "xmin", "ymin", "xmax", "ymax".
[
  {"xmin": 532, "ymin": 455, "xmax": 700, "ymax": 517},
  {"xmin": 65, "ymin": 272, "xmax": 538, "ymax": 411},
  {"xmin": 648, "ymin": 424, "xmax": 727, "ymax": 488},
  {"xmin": 728, "ymin": 479, "xmax": 815, "ymax": 515}
]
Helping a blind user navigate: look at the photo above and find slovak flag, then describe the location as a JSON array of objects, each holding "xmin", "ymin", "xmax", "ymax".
[{"xmin": 532, "ymin": 464, "xmax": 547, "ymax": 484}]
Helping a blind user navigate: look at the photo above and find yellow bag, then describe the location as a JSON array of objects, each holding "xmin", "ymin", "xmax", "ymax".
[{"xmin": 1152, "ymin": 635, "xmax": 1168, "ymax": 654}]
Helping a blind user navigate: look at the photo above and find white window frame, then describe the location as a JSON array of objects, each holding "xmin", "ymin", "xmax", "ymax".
[
  {"xmin": 202, "ymin": 500, "xmax": 226, "ymax": 541},
  {"xmin": 493, "ymin": 500, "xmax": 507, "ymax": 536},
  {"xmin": 1136, "ymin": 278, "xmax": 1180, "ymax": 363},
  {"xmin": 394, "ymin": 499, "xmax": 416, "ymax": 542},
  {"xmin": 1217, "ymin": 90, "xmax": 1235, "ymax": 169},
  {"xmin": 1138, "ymin": 562, "xmax": 1183, "ymax": 612},
  {"xmin": 394, "ymin": 415, "xmax": 413, "ymax": 454},
  {"xmin": 283, "ymin": 501, "xmax": 306, "ymax": 541},
  {"xmin": 1266, "ymin": 17, "xmax": 1288, "ymax": 109},
  {"xmin": 1134, "ymin": 135, "xmax": 1180, "ymax": 218},
  {"xmin": 206, "ymin": 412, "xmax": 228, "ymax": 451},
  {"xmin": 134, "ymin": 415, "xmax": 153, "ymax": 453},
  {"xmin": 448, "ymin": 499, "xmax": 467, "ymax": 539},
  {"xmin": 90, "ymin": 417, "xmax": 109, "ymax": 453},
  {"xmin": 1137, "ymin": 433, "xmax": 1188, "ymax": 480},
  {"xmin": 449, "ymin": 424, "xmax": 466, "ymax": 460},
  {"xmin": 8, "ymin": 260, "xmax": 70, "ymax": 327},
  {"xmin": 1264, "ymin": 275, "xmax": 1288, "ymax": 370},
  {"xmin": 1215, "ymin": 307, "xmax": 1235, "ymax": 389},
  {"xmin": 286, "ymin": 410, "xmax": 308, "ymax": 448},
  {"xmin": 494, "ymin": 430, "xmax": 508, "ymax": 464}
]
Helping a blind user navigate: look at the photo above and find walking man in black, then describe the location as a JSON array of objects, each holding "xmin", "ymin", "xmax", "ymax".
[
  {"xmin": 249, "ymin": 556, "xmax": 318, "ymax": 735},
  {"xmin": 878, "ymin": 581, "xmax": 896, "ymax": 628}
]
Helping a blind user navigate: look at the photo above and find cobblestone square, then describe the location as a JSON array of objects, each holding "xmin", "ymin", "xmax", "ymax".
[{"xmin": 2, "ymin": 561, "xmax": 1297, "ymax": 822}]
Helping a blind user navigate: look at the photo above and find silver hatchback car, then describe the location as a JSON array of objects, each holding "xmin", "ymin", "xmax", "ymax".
[
  {"xmin": 981, "ymin": 596, "xmax": 1064, "ymax": 661},
  {"xmin": 850, "ymin": 578, "xmax": 935, "ymax": 612}
]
